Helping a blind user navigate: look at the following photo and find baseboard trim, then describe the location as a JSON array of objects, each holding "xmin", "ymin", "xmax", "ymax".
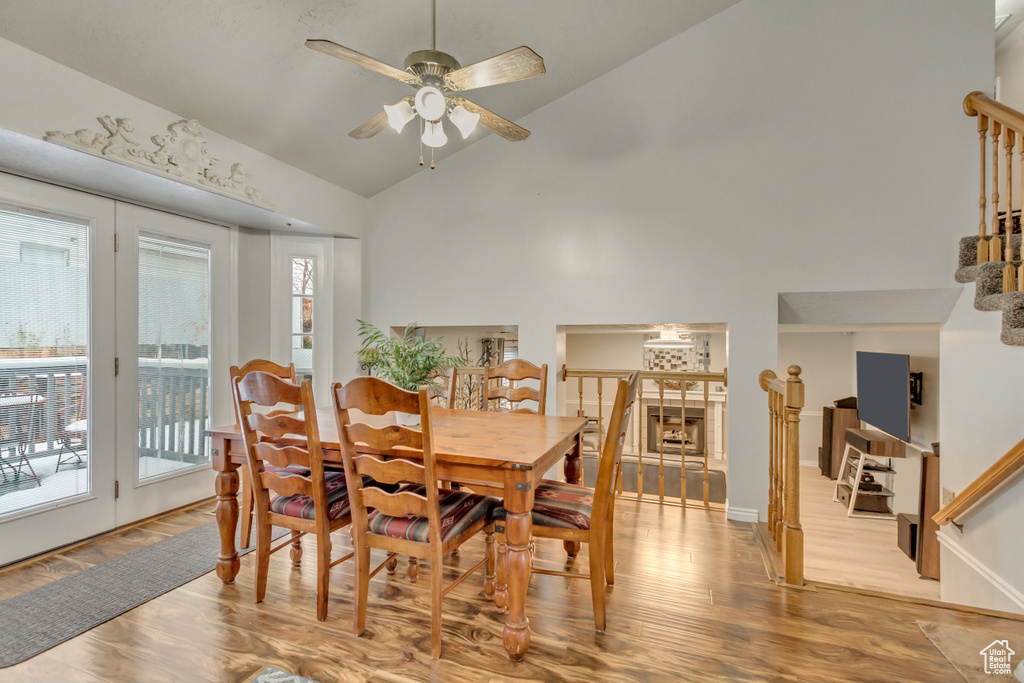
[
  {"xmin": 937, "ymin": 528, "xmax": 1024, "ymax": 611},
  {"xmin": 726, "ymin": 505, "xmax": 759, "ymax": 523}
]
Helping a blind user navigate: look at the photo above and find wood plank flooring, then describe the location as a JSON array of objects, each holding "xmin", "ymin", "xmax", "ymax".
[
  {"xmin": 1, "ymin": 495, "xmax": 1021, "ymax": 682},
  {"xmin": 800, "ymin": 466, "xmax": 941, "ymax": 600}
]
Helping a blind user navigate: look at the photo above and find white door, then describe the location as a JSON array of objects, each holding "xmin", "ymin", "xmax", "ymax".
[
  {"xmin": 114, "ymin": 204, "xmax": 231, "ymax": 524},
  {"xmin": 0, "ymin": 172, "xmax": 117, "ymax": 565}
]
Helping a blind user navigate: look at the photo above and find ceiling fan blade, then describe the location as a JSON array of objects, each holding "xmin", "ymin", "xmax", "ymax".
[
  {"xmin": 444, "ymin": 46, "xmax": 545, "ymax": 92},
  {"xmin": 450, "ymin": 97, "xmax": 530, "ymax": 141},
  {"xmin": 306, "ymin": 39, "xmax": 422, "ymax": 87},
  {"xmin": 348, "ymin": 96, "xmax": 415, "ymax": 139}
]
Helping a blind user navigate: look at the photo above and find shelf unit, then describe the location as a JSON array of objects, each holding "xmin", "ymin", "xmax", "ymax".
[{"xmin": 833, "ymin": 428, "xmax": 906, "ymax": 519}]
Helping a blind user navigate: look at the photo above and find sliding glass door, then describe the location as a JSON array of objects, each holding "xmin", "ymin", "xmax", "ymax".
[{"xmin": 0, "ymin": 173, "xmax": 117, "ymax": 565}]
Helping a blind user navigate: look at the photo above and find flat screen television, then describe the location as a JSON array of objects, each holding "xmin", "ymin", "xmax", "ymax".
[{"xmin": 855, "ymin": 351, "xmax": 910, "ymax": 442}]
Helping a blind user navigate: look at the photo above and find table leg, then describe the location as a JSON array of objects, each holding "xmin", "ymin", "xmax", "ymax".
[
  {"xmin": 563, "ymin": 433, "xmax": 583, "ymax": 558},
  {"xmin": 503, "ymin": 510, "xmax": 532, "ymax": 661},
  {"xmin": 213, "ymin": 438, "xmax": 241, "ymax": 584}
]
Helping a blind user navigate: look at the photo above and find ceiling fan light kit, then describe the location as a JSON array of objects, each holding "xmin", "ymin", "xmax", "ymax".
[
  {"xmin": 383, "ymin": 100, "xmax": 416, "ymax": 133},
  {"xmin": 413, "ymin": 85, "xmax": 447, "ymax": 121},
  {"xmin": 305, "ymin": 0, "xmax": 545, "ymax": 168},
  {"xmin": 448, "ymin": 105, "xmax": 479, "ymax": 139},
  {"xmin": 421, "ymin": 120, "xmax": 448, "ymax": 148}
]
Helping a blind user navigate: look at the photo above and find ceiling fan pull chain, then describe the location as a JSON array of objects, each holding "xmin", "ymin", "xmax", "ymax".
[
  {"xmin": 431, "ymin": 146, "xmax": 436, "ymax": 170},
  {"xmin": 419, "ymin": 118, "xmax": 424, "ymax": 166}
]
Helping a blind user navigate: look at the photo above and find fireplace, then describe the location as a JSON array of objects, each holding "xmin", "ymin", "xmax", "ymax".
[{"xmin": 647, "ymin": 406, "xmax": 704, "ymax": 456}]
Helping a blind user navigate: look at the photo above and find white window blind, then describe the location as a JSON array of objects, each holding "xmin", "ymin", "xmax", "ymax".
[
  {"xmin": 0, "ymin": 206, "xmax": 89, "ymax": 516},
  {"xmin": 137, "ymin": 235, "xmax": 211, "ymax": 481}
]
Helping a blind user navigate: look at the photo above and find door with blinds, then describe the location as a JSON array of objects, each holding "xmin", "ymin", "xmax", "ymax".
[
  {"xmin": 114, "ymin": 204, "xmax": 231, "ymax": 524},
  {"xmin": 0, "ymin": 173, "xmax": 117, "ymax": 566}
]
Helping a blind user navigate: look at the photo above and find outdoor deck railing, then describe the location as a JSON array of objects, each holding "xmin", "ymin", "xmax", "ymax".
[{"xmin": 0, "ymin": 356, "xmax": 209, "ymax": 464}]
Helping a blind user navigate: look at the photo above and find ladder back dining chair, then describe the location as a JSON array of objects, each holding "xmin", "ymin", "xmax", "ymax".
[
  {"xmin": 229, "ymin": 359, "xmax": 298, "ymax": 551},
  {"xmin": 232, "ymin": 371, "xmax": 355, "ymax": 621},
  {"xmin": 482, "ymin": 359, "xmax": 547, "ymax": 414},
  {"xmin": 493, "ymin": 370, "xmax": 639, "ymax": 632},
  {"xmin": 332, "ymin": 376, "xmax": 498, "ymax": 658}
]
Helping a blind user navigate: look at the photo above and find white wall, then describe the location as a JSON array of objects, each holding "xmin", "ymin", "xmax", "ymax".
[
  {"xmin": 997, "ymin": 21, "xmax": 1024, "ymax": 110},
  {"xmin": 0, "ymin": 36, "xmax": 366, "ymax": 239},
  {"xmin": 365, "ymin": 0, "xmax": 991, "ymax": 522},
  {"xmin": 778, "ymin": 331, "xmax": 854, "ymax": 467},
  {"xmin": 940, "ymin": 286, "xmax": 1024, "ymax": 614}
]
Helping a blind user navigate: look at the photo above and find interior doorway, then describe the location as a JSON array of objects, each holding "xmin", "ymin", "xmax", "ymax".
[{"xmin": 780, "ymin": 323, "xmax": 941, "ymax": 600}]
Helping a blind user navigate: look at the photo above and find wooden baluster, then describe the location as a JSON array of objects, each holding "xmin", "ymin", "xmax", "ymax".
[
  {"xmin": 783, "ymin": 365, "xmax": 805, "ymax": 585},
  {"xmin": 1005, "ymin": 129, "xmax": 1017, "ymax": 293},
  {"xmin": 768, "ymin": 391, "xmax": 775, "ymax": 541},
  {"xmin": 637, "ymin": 379, "xmax": 644, "ymax": 499},
  {"xmin": 681, "ymin": 379, "xmax": 687, "ymax": 505},
  {"xmin": 702, "ymin": 380, "xmax": 710, "ymax": 506},
  {"xmin": 775, "ymin": 391, "xmax": 784, "ymax": 551},
  {"xmin": 1020, "ymin": 137, "xmax": 1024, "ymax": 291},
  {"xmin": 577, "ymin": 377, "xmax": 583, "ymax": 416},
  {"xmin": 658, "ymin": 379, "xmax": 665, "ymax": 502},
  {"xmin": 978, "ymin": 115, "xmax": 990, "ymax": 264},
  {"xmin": 991, "ymin": 121, "xmax": 1003, "ymax": 263}
]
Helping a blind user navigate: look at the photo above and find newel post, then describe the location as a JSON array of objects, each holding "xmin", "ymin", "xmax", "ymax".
[{"xmin": 783, "ymin": 365, "xmax": 804, "ymax": 585}]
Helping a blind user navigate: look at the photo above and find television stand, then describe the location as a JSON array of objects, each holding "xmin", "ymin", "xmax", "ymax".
[{"xmin": 832, "ymin": 428, "xmax": 906, "ymax": 518}]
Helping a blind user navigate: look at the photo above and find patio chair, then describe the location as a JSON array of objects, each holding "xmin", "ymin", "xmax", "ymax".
[{"xmin": 55, "ymin": 382, "xmax": 87, "ymax": 472}]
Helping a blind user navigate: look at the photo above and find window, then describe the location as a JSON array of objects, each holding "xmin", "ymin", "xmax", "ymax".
[
  {"xmin": 137, "ymin": 235, "xmax": 211, "ymax": 481},
  {"xmin": 291, "ymin": 257, "xmax": 314, "ymax": 383},
  {"xmin": 0, "ymin": 207, "xmax": 89, "ymax": 515}
]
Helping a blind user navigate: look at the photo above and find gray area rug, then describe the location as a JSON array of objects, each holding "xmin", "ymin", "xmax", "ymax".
[
  {"xmin": 918, "ymin": 620, "xmax": 1023, "ymax": 682},
  {"xmin": 249, "ymin": 666, "xmax": 323, "ymax": 683},
  {"xmin": 0, "ymin": 520, "xmax": 286, "ymax": 668}
]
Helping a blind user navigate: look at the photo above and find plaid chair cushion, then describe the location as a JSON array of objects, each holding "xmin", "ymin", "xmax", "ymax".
[
  {"xmin": 269, "ymin": 470, "xmax": 351, "ymax": 521},
  {"xmin": 367, "ymin": 485, "xmax": 498, "ymax": 543},
  {"xmin": 493, "ymin": 479, "xmax": 593, "ymax": 530}
]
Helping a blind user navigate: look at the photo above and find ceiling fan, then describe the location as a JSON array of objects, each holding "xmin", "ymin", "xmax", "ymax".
[{"xmin": 306, "ymin": 0, "xmax": 545, "ymax": 166}]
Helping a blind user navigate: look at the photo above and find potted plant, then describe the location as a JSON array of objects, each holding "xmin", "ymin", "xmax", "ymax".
[{"xmin": 357, "ymin": 321, "xmax": 467, "ymax": 423}]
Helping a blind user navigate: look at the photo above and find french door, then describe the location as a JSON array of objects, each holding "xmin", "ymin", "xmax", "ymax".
[
  {"xmin": 0, "ymin": 173, "xmax": 233, "ymax": 565},
  {"xmin": 0, "ymin": 173, "xmax": 117, "ymax": 565},
  {"xmin": 114, "ymin": 204, "xmax": 231, "ymax": 524}
]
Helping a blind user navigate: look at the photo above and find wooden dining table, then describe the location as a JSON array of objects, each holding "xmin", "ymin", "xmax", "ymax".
[{"xmin": 205, "ymin": 406, "xmax": 586, "ymax": 661}]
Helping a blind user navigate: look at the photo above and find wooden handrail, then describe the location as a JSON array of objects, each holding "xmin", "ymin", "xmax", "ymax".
[
  {"xmin": 933, "ymin": 435, "xmax": 1024, "ymax": 527},
  {"xmin": 965, "ymin": 91, "xmax": 1024, "ymax": 135},
  {"xmin": 562, "ymin": 365, "xmax": 727, "ymax": 385}
]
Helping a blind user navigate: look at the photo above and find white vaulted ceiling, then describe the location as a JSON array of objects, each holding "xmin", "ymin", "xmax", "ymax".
[{"xmin": 0, "ymin": 0, "xmax": 740, "ymax": 197}]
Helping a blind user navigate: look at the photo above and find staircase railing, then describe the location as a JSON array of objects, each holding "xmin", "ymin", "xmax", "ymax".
[
  {"xmin": 758, "ymin": 365, "xmax": 804, "ymax": 586},
  {"xmin": 451, "ymin": 364, "xmax": 729, "ymax": 506},
  {"xmin": 964, "ymin": 91, "xmax": 1024, "ymax": 292},
  {"xmin": 561, "ymin": 367, "xmax": 727, "ymax": 505},
  {"xmin": 933, "ymin": 435, "xmax": 1024, "ymax": 528}
]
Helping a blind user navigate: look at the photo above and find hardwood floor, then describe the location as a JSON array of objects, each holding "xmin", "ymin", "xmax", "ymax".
[
  {"xmin": 800, "ymin": 466, "xmax": 941, "ymax": 600},
  {"xmin": 1, "ymin": 495, "xmax": 1021, "ymax": 682}
]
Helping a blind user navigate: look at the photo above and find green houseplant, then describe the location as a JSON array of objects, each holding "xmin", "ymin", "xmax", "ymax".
[{"xmin": 357, "ymin": 320, "xmax": 467, "ymax": 394}]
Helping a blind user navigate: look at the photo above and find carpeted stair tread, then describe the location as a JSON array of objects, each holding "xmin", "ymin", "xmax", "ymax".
[{"xmin": 954, "ymin": 234, "xmax": 1024, "ymax": 346}]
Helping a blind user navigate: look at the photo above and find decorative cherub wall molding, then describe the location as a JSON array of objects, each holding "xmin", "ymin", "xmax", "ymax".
[{"xmin": 45, "ymin": 116, "xmax": 275, "ymax": 210}]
